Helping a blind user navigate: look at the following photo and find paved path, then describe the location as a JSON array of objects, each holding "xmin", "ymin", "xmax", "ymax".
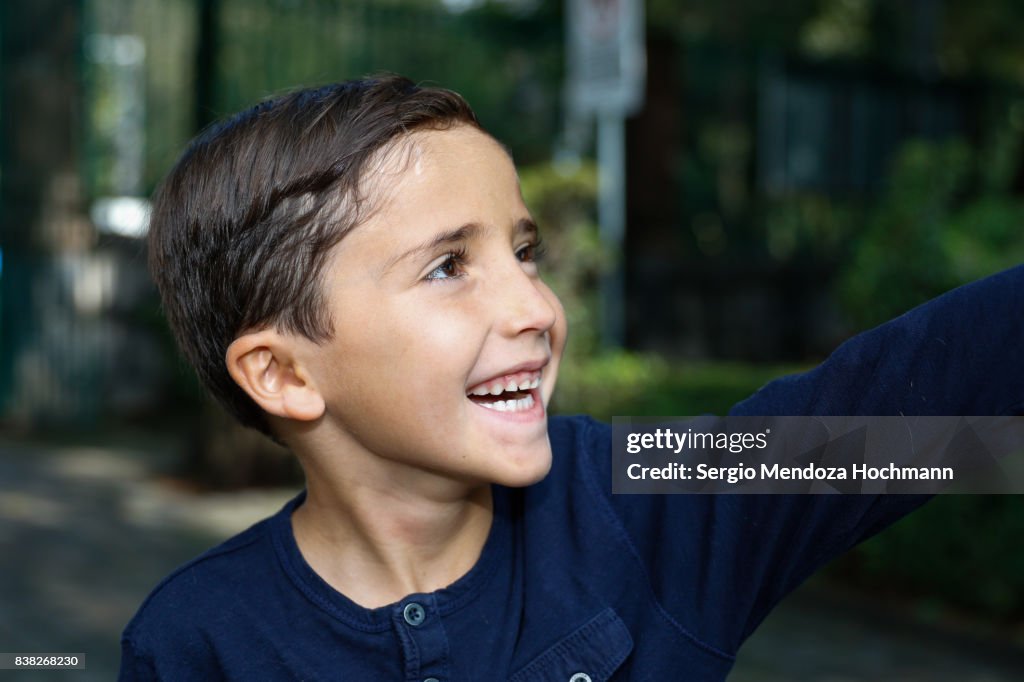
[
  {"xmin": 736, "ymin": 587, "xmax": 1024, "ymax": 681},
  {"xmin": 0, "ymin": 435, "xmax": 292, "ymax": 680},
  {"xmin": 0, "ymin": 435, "xmax": 1021, "ymax": 680}
]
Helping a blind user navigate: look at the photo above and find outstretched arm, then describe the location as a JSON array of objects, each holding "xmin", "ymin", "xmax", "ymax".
[{"xmin": 582, "ymin": 264, "xmax": 1023, "ymax": 654}]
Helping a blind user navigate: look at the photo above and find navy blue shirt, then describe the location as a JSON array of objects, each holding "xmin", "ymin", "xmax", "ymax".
[{"xmin": 119, "ymin": 266, "xmax": 1023, "ymax": 680}]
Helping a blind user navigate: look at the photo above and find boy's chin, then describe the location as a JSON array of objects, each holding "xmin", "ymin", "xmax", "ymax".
[{"xmin": 488, "ymin": 445, "xmax": 553, "ymax": 489}]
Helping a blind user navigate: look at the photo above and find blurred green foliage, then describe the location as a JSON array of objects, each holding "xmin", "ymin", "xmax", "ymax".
[
  {"xmin": 839, "ymin": 131, "xmax": 1024, "ymax": 328},
  {"xmin": 519, "ymin": 160, "xmax": 801, "ymax": 420},
  {"xmin": 558, "ymin": 357, "xmax": 803, "ymax": 421},
  {"xmin": 83, "ymin": 0, "xmax": 566, "ymax": 197},
  {"xmin": 761, "ymin": 192, "xmax": 860, "ymax": 264},
  {"xmin": 834, "ymin": 496, "xmax": 1024, "ymax": 622}
]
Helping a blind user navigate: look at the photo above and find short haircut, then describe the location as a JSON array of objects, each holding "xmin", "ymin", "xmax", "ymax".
[{"xmin": 148, "ymin": 75, "xmax": 481, "ymax": 436}]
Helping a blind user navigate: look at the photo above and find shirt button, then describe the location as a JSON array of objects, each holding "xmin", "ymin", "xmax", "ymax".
[
  {"xmin": 423, "ymin": 678, "xmax": 440, "ymax": 682},
  {"xmin": 569, "ymin": 674, "xmax": 592, "ymax": 682},
  {"xmin": 403, "ymin": 602, "xmax": 426, "ymax": 626}
]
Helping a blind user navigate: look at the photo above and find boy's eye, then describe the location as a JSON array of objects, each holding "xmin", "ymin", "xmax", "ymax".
[
  {"xmin": 516, "ymin": 238, "xmax": 546, "ymax": 264},
  {"xmin": 425, "ymin": 249, "xmax": 467, "ymax": 281}
]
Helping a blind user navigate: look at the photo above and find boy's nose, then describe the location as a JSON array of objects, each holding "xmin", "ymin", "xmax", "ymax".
[{"xmin": 493, "ymin": 265, "xmax": 559, "ymax": 339}]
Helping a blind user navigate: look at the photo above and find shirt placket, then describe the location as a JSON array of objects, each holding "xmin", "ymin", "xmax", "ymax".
[{"xmin": 392, "ymin": 594, "xmax": 451, "ymax": 682}]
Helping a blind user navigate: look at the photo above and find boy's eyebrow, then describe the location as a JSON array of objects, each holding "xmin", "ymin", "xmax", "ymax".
[
  {"xmin": 380, "ymin": 217, "xmax": 538, "ymax": 274},
  {"xmin": 381, "ymin": 223, "xmax": 482, "ymax": 273}
]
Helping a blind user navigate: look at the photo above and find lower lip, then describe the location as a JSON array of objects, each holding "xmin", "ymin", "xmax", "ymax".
[{"xmin": 467, "ymin": 388, "xmax": 545, "ymax": 423}]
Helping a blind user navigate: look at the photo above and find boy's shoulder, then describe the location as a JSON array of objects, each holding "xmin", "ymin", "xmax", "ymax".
[{"xmin": 122, "ymin": 496, "xmax": 298, "ymax": 650}]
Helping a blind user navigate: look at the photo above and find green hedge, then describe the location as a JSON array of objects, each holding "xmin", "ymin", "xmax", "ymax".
[
  {"xmin": 552, "ymin": 356, "xmax": 800, "ymax": 420},
  {"xmin": 831, "ymin": 496, "xmax": 1024, "ymax": 623}
]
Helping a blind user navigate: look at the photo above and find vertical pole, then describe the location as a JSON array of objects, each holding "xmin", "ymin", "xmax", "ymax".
[
  {"xmin": 194, "ymin": 0, "xmax": 220, "ymax": 133},
  {"xmin": 597, "ymin": 111, "xmax": 626, "ymax": 348}
]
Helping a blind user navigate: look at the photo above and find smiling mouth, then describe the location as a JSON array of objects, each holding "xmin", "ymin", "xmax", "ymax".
[{"xmin": 466, "ymin": 371, "xmax": 542, "ymax": 413}]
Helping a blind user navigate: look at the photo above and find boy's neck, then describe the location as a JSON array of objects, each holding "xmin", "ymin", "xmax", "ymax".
[{"xmin": 290, "ymin": 469, "xmax": 494, "ymax": 609}]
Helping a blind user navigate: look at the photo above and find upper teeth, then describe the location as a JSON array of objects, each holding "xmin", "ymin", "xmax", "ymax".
[{"xmin": 469, "ymin": 375, "xmax": 541, "ymax": 397}]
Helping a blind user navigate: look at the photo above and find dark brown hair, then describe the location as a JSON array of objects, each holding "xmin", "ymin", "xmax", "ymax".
[{"xmin": 148, "ymin": 75, "xmax": 480, "ymax": 435}]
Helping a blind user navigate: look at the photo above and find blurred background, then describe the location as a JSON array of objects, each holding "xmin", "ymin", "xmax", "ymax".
[{"xmin": 1, "ymin": 0, "xmax": 1023, "ymax": 679}]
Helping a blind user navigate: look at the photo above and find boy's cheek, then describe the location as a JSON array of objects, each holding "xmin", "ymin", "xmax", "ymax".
[
  {"xmin": 552, "ymin": 311, "xmax": 568, "ymax": 360},
  {"xmin": 549, "ymin": 290, "xmax": 569, "ymax": 356},
  {"xmin": 544, "ymin": 291, "xmax": 569, "ymax": 403}
]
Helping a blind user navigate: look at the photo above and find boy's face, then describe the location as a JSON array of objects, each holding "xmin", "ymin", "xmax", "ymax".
[{"xmin": 296, "ymin": 126, "xmax": 566, "ymax": 488}]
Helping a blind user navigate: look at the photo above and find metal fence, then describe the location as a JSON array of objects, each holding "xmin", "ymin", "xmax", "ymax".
[
  {"xmin": 0, "ymin": 0, "xmax": 564, "ymax": 427},
  {"xmin": 2, "ymin": 1, "xmax": 1018, "ymax": 425}
]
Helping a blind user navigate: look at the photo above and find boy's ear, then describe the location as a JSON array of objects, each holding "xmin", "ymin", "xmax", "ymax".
[{"xmin": 225, "ymin": 329, "xmax": 325, "ymax": 422}]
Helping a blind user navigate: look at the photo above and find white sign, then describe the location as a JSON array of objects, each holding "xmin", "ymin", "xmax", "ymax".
[{"xmin": 566, "ymin": 0, "xmax": 646, "ymax": 116}]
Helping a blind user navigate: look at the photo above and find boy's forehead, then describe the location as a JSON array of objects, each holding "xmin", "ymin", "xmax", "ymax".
[
  {"xmin": 329, "ymin": 126, "xmax": 525, "ymax": 267},
  {"xmin": 358, "ymin": 126, "xmax": 520, "ymax": 220}
]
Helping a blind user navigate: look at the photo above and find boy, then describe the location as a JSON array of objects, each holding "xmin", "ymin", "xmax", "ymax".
[{"xmin": 121, "ymin": 75, "xmax": 1022, "ymax": 680}]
